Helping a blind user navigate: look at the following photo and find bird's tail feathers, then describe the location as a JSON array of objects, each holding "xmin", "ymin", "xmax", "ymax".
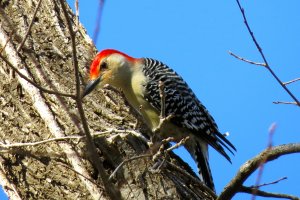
[{"xmin": 185, "ymin": 137, "xmax": 215, "ymax": 191}]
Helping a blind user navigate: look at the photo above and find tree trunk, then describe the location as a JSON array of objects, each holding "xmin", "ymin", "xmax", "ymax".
[{"xmin": 0, "ymin": 0, "xmax": 214, "ymax": 199}]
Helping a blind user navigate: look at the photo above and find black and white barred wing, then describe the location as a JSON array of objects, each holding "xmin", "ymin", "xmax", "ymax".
[{"xmin": 142, "ymin": 58, "xmax": 235, "ymax": 160}]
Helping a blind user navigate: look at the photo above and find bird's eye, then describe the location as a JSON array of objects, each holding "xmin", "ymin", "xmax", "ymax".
[{"xmin": 100, "ymin": 62, "xmax": 108, "ymax": 70}]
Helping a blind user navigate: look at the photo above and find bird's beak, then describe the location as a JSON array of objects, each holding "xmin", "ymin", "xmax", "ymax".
[{"xmin": 82, "ymin": 76, "xmax": 102, "ymax": 98}]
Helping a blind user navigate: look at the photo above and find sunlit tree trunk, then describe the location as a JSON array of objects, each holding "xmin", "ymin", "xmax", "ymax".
[{"xmin": 0, "ymin": 1, "xmax": 214, "ymax": 199}]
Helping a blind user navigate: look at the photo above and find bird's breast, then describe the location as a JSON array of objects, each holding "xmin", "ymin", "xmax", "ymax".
[{"xmin": 120, "ymin": 69, "xmax": 160, "ymax": 130}]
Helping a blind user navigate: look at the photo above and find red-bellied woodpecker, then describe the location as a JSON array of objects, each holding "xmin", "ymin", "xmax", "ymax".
[{"xmin": 83, "ymin": 49, "xmax": 236, "ymax": 191}]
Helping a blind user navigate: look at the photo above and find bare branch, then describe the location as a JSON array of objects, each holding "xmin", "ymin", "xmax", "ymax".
[
  {"xmin": 240, "ymin": 186, "xmax": 299, "ymax": 200},
  {"xmin": 152, "ymin": 137, "xmax": 174, "ymax": 162},
  {"xmin": 153, "ymin": 80, "xmax": 175, "ymax": 134},
  {"xmin": 251, "ymin": 123, "xmax": 276, "ymax": 200},
  {"xmin": 17, "ymin": 0, "xmax": 43, "ymax": 52},
  {"xmin": 217, "ymin": 143, "xmax": 300, "ymax": 200},
  {"xmin": 283, "ymin": 78, "xmax": 300, "ymax": 85},
  {"xmin": 159, "ymin": 81, "xmax": 166, "ymax": 118},
  {"xmin": 251, "ymin": 177, "xmax": 287, "ymax": 188},
  {"xmin": 108, "ymin": 154, "xmax": 152, "ymax": 180},
  {"xmin": 59, "ymin": 0, "xmax": 121, "ymax": 198},
  {"xmin": 92, "ymin": 0, "xmax": 105, "ymax": 45},
  {"xmin": 150, "ymin": 137, "xmax": 190, "ymax": 175},
  {"xmin": 166, "ymin": 136, "xmax": 190, "ymax": 153},
  {"xmin": 154, "ymin": 114, "xmax": 174, "ymax": 134},
  {"xmin": 228, "ymin": 51, "xmax": 266, "ymax": 66},
  {"xmin": 235, "ymin": 0, "xmax": 300, "ymax": 106},
  {"xmin": 0, "ymin": 136, "xmax": 81, "ymax": 152},
  {"xmin": 0, "ymin": 128, "xmax": 147, "ymax": 154},
  {"xmin": 105, "ymin": 129, "xmax": 149, "ymax": 144},
  {"xmin": 75, "ymin": 0, "xmax": 79, "ymax": 28},
  {"xmin": 273, "ymin": 101, "xmax": 298, "ymax": 105}
]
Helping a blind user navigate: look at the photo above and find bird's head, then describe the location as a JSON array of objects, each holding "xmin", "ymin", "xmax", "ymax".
[{"xmin": 82, "ymin": 49, "xmax": 137, "ymax": 97}]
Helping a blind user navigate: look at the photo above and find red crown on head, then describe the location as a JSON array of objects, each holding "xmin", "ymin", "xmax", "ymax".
[{"xmin": 89, "ymin": 49, "xmax": 135, "ymax": 80}]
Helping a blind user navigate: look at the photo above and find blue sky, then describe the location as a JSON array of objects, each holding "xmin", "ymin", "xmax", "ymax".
[{"xmin": 1, "ymin": 1, "xmax": 299, "ymax": 199}]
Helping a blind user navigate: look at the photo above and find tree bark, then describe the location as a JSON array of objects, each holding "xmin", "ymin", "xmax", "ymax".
[{"xmin": 0, "ymin": 0, "xmax": 214, "ymax": 199}]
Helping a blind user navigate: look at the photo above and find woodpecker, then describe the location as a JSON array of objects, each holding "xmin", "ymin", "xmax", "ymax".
[{"xmin": 83, "ymin": 49, "xmax": 235, "ymax": 191}]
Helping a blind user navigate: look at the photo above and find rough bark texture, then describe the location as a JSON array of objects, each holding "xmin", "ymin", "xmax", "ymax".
[{"xmin": 0, "ymin": 0, "xmax": 215, "ymax": 199}]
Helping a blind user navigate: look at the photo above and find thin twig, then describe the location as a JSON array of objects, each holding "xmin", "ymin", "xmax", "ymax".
[
  {"xmin": 17, "ymin": 0, "xmax": 43, "ymax": 52},
  {"xmin": 250, "ymin": 177, "xmax": 287, "ymax": 188},
  {"xmin": 92, "ymin": 0, "xmax": 104, "ymax": 45},
  {"xmin": 149, "ymin": 157, "xmax": 167, "ymax": 173},
  {"xmin": 0, "ymin": 136, "xmax": 82, "ymax": 152},
  {"xmin": 273, "ymin": 101, "xmax": 298, "ymax": 105},
  {"xmin": 283, "ymin": 78, "xmax": 300, "ymax": 85},
  {"xmin": 151, "ymin": 137, "xmax": 189, "ymax": 172},
  {"xmin": 154, "ymin": 114, "xmax": 174, "ymax": 134},
  {"xmin": 58, "ymin": 1, "xmax": 121, "ymax": 199},
  {"xmin": 151, "ymin": 80, "xmax": 175, "ymax": 148},
  {"xmin": 152, "ymin": 80, "xmax": 172, "ymax": 134},
  {"xmin": 240, "ymin": 186, "xmax": 299, "ymax": 200},
  {"xmin": 217, "ymin": 143, "xmax": 300, "ymax": 200},
  {"xmin": 228, "ymin": 51, "xmax": 266, "ymax": 66},
  {"xmin": 0, "ymin": 54, "xmax": 75, "ymax": 98},
  {"xmin": 235, "ymin": 0, "xmax": 300, "ymax": 106},
  {"xmin": 152, "ymin": 137, "xmax": 174, "ymax": 162},
  {"xmin": 166, "ymin": 136, "xmax": 190, "ymax": 153},
  {"xmin": 251, "ymin": 123, "xmax": 276, "ymax": 200},
  {"xmin": 75, "ymin": 0, "xmax": 79, "ymax": 28},
  {"xmin": 159, "ymin": 81, "xmax": 166, "ymax": 118},
  {"xmin": 105, "ymin": 129, "xmax": 149, "ymax": 144},
  {"xmin": 108, "ymin": 154, "xmax": 152, "ymax": 180},
  {"xmin": 0, "ymin": 128, "xmax": 145, "ymax": 153}
]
